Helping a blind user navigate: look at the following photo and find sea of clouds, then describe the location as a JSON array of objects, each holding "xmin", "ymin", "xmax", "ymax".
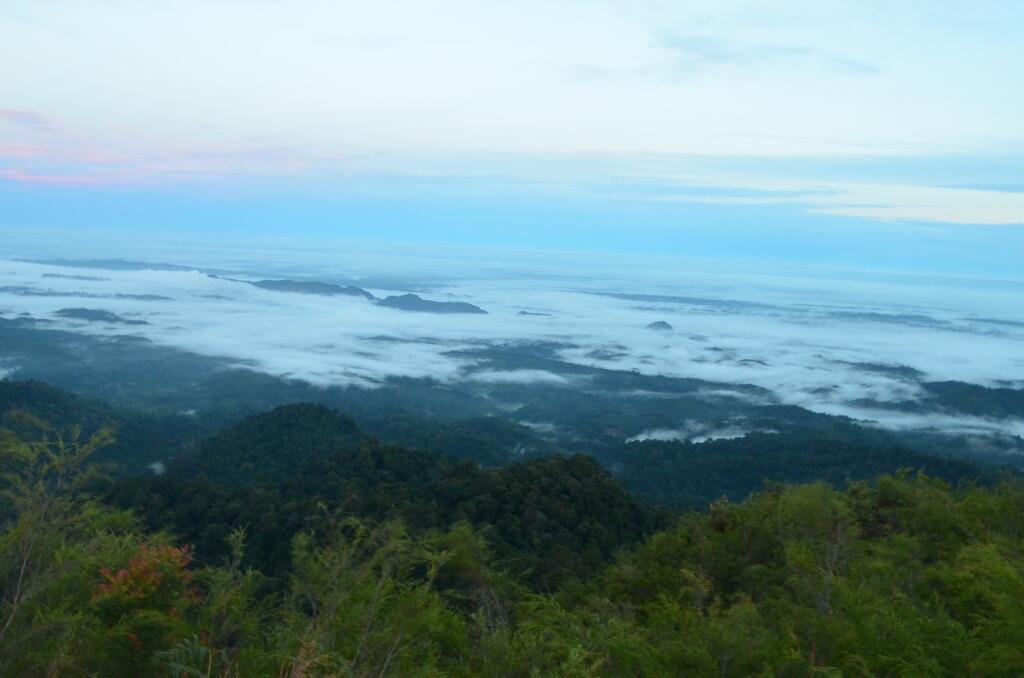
[{"xmin": 0, "ymin": 246, "xmax": 1022, "ymax": 437}]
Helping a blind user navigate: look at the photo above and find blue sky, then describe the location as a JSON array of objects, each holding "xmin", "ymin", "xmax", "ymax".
[{"xmin": 1, "ymin": 1, "xmax": 1023, "ymax": 276}]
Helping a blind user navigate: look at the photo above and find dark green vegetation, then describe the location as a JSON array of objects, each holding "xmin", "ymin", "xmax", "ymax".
[
  {"xmin": 3, "ymin": 400, "xmax": 1024, "ymax": 676},
  {"xmin": 2, "ymin": 318, "xmax": 1023, "ymax": 674},
  {"xmin": 0, "ymin": 380, "xmax": 206, "ymax": 477},
  {"xmin": 615, "ymin": 426, "xmax": 986, "ymax": 508},
  {"xmin": 110, "ymin": 403, "xmax": 658, "ymax": 588},
  {"xmin": 0, "ymin": 376, "xmax": 998, "ymax": 515},
  {"xmin": 912, "ymin": 381, "xmax": 1024, "ymax": 418}
]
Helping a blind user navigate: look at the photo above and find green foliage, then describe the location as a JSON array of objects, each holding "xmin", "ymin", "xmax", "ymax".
[
  {"xmin": 921, "ymin": 380, "xmax": 1024, "ymax": 418},
  {"xmin": 274, "ymin": 520, "xmax": 469, "ymax": 676},
  {"xmin": 366, "ymin": 414, "xmax": 558, "ymax": 467},
  {"xmin": 174, "ymin": 403, "xmax": 361, "ymax": 483},
  {"xmin": 0, "ymin": 379, "xmax": 210, "ymax": 477},
  {"xmin": 4, "ymin": 400, "xmax": 1024, "ymax": 675},
  {"xmin": 153, "ymin": 634, "xmax": 229, "ymax": 678},
  {"xmin": 575, "ymin": 473, "xmax": 1024, "ymax": 676},
  {"xmin": 615, "ymin": 429, "xmax": 987, "ymax": 508},
  {"xmin": 0, "ymin": 417, "xmax": 148, "ymax": 674},
  {"xmin": 112, "ymin": 406, "xmax": 658, "ymax": 587}
]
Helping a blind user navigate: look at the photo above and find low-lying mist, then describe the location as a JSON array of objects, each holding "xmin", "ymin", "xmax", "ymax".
[{"xmin": 1, "ymin": 247, "xmax": 1022, "ymax": 439}]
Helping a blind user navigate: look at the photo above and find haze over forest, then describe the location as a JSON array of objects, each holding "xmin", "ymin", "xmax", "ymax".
[{"xmin": 1, "ymin": 249, "xmax": 1022, "ymax": 441}]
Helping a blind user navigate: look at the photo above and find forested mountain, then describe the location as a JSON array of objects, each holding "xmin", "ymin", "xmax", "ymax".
[
  {"xmin": 3, "ymin": 416, "xmax": 1023, "ymax": 675},
  {"xmin": 0, "ymin": 379, "xmax": 110, "ymax": 430},
  {"xmin": 170, "ymin": 403, "xmax": 362, "ymax": 483},
  {"xmin": 377, "ymin": 293, "xmax": 488, "ymax": 314},
  {"xmin": 2, "ymin": 377, "xmax": 1022, "ymax": 675},
  {"xmin": 614, "ymin": 429, "xmax": 987, "ymax": 507},
  {"xmin": 0, "ymin": 379, "xmax": 206, "ymax": 475},
  {"xmin": 366, "ymin": 414, "xmax": 559, "ymax": 467},
  {"xmin": 2, "ymin": 379, "xmax": 997, "ymax": 511},
  {"xmin": 54, "ymin": 308, "xmax": 150, "ymax": 325},
  {"xmin": 920, "ymin": 380, "xmax": 1024, "ymax": 418},
  {"xmin": 248, "ymin": 279, "xmax": 376, "ymax": 299},
  {"xmin": 113, "ymin": 404, "xmax": 657, "ymax": 587},
  {"xmin": 4, "ymin": 312, "xmax": 1021, "ymax": 472}
]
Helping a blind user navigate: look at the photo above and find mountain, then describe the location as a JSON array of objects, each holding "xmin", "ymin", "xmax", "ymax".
[
  {"xmin": 0, "ymin": 379, "xmax": 208, "ymax": 476},
  {"xmin": 377, "ymin": 293, "xmax": 487, "ymax": 314},
  {"xmin": 0, "ymin": 379, "xmax": 111, "ymax": 432},
  {"xmin": 41, "ymin": 273, "xmax": 109, "ymax": 281},
  {"xmin": 7, "ymin": 380, "xmax": 1024, "ymax": 675},
  {"xmin": 921, "ymin": 380, "xmax": 1024, "ymax": 418},
  {"xmin": 645, "ymin": 320, "xmax": 673, "ymax": 331},
  {"xmin": 613, "ymin": 429, "xmax": 987, "ymax": 508},
  {"xmin": 0, "ymin": 287, "xmax": 170, "ymax": 301},
  {"xmin": 19, "ymin": 258, "xmax": 194, "ymax": 272},
  {"xmin": 14, "ymin": 427, "xmax": 1024, "ymax": 676},
  {"xmin": 115, "ymin": 402, "xmax": 657, "ymax": 585},
  {"xmin": 366, "ymin": 414, "xmax": 560, "ymax": 467},
  {"xmin": 55, "ymin": 308, "xmax": 149, "ymax": 325},
  {"xmin": 170, "ymin": 402, "xmax": 363, "ymax": 482},
  {"xmin": 249, "ymin": 279, "xmax": 376, "ymax": 299}
]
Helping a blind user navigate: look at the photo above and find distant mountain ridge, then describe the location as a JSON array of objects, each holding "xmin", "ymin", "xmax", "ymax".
[
  {"xmin": 16, "ymin": 260, "xmax": 492, "ymax": 314},
  {"xmin": 249, "ymin": 279, "xmax": 376, "ymax": 299},
  {"xmin": 0, "ymin": 379, "xmax": 208, "ymax": 476},
  {"xmin": 249, "ymin": 281, "xmax": 488, "ymax": 313},
  {"xmin": 55, "ymin": 308, "xmax": 149, "ymax": 325},
  {"xmin": 19, "ymin": 258, "xmax": 195, "ymax": 272},
  {"xmin": 377, "ymin": 293, "xmax": 487, "ymax": 314}
]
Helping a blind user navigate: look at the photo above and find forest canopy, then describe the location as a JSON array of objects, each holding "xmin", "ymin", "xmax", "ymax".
[{"xmin": 2, "ymin": 390, "xmax": 1023, "ymax": 676}]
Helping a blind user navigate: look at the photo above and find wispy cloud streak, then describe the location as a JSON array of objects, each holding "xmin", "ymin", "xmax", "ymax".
[{"xmin": 0, "ymin": 109, "xmax": 61, "ymax": 133}]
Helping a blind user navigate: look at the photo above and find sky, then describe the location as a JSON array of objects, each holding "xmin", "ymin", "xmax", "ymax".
[{"xmin": 1, "ymin": 0, "xmax": 1023, "ymax": 275}]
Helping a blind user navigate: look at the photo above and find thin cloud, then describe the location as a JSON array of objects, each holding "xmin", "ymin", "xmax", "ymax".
[
  {"xmin": 0, "ymin": 144, "xmax": 128, "ymax": 164},
  {"xmin": 0, "ymin": 109, "xmax": 61, "ymax": 134},
  {"xmin": 650, "ymin": 177, "xmax": 1024, "ymax": 227},
  {"xmin": 467, "ymin": 369, "xmax": 571, "ymax": 386},
  {"xmin": 654, "ymin": 34, "xmax": 880, "ymax": 76},
  {"xmin": 0, "ymin": 168, "xmax": 112, "ymax": 186}
]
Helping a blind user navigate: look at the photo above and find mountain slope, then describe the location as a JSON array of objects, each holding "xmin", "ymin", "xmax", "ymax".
[
  {"xmin": 170, "ymin": 403, "xmax": 363, "ymax": 482},
  {"xmin": 614, "ymin": 429, "xmax": 988, "ymax": 508},
  {"xmin": 113, "ymin": 404, "xmax": 657, "ymax": 586},
  {"xmin": 249, "ymin": 279, "xmax": 376, "ymax": 299},
  {"xmin": 377, "ymin": 293, "xmax": 487, "ymax": 314}
]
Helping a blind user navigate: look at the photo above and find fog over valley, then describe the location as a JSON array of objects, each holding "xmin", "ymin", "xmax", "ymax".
[{"xmin": 1, "ymin": 248, "xmax": 1021, "ymax": 452}]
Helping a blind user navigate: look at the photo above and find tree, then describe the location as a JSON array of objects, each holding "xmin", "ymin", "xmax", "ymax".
[{"xmin": 0, "ymin": 414, "xmax": 113, "ymax": 648}]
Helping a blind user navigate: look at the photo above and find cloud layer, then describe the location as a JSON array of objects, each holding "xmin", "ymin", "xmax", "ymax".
[{"xmin": 0, "ymin": 251, "xmax": 1021, "ymax": 439}]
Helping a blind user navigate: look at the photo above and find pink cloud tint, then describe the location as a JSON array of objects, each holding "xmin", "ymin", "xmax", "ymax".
[
  {"xmin": 0, "ymin": 108, "xmax": 348, "ymax": 188},
  {"xmin": 0, "ymin": 144, "xmax": 128, "ymax": 164},
  {"xmin": 0, "ymin": 168, "xmax": 112, "ymax": 186},
  {"xmin": 0, "ymin": 109, "xmax": 60, "ymax": 134}
]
